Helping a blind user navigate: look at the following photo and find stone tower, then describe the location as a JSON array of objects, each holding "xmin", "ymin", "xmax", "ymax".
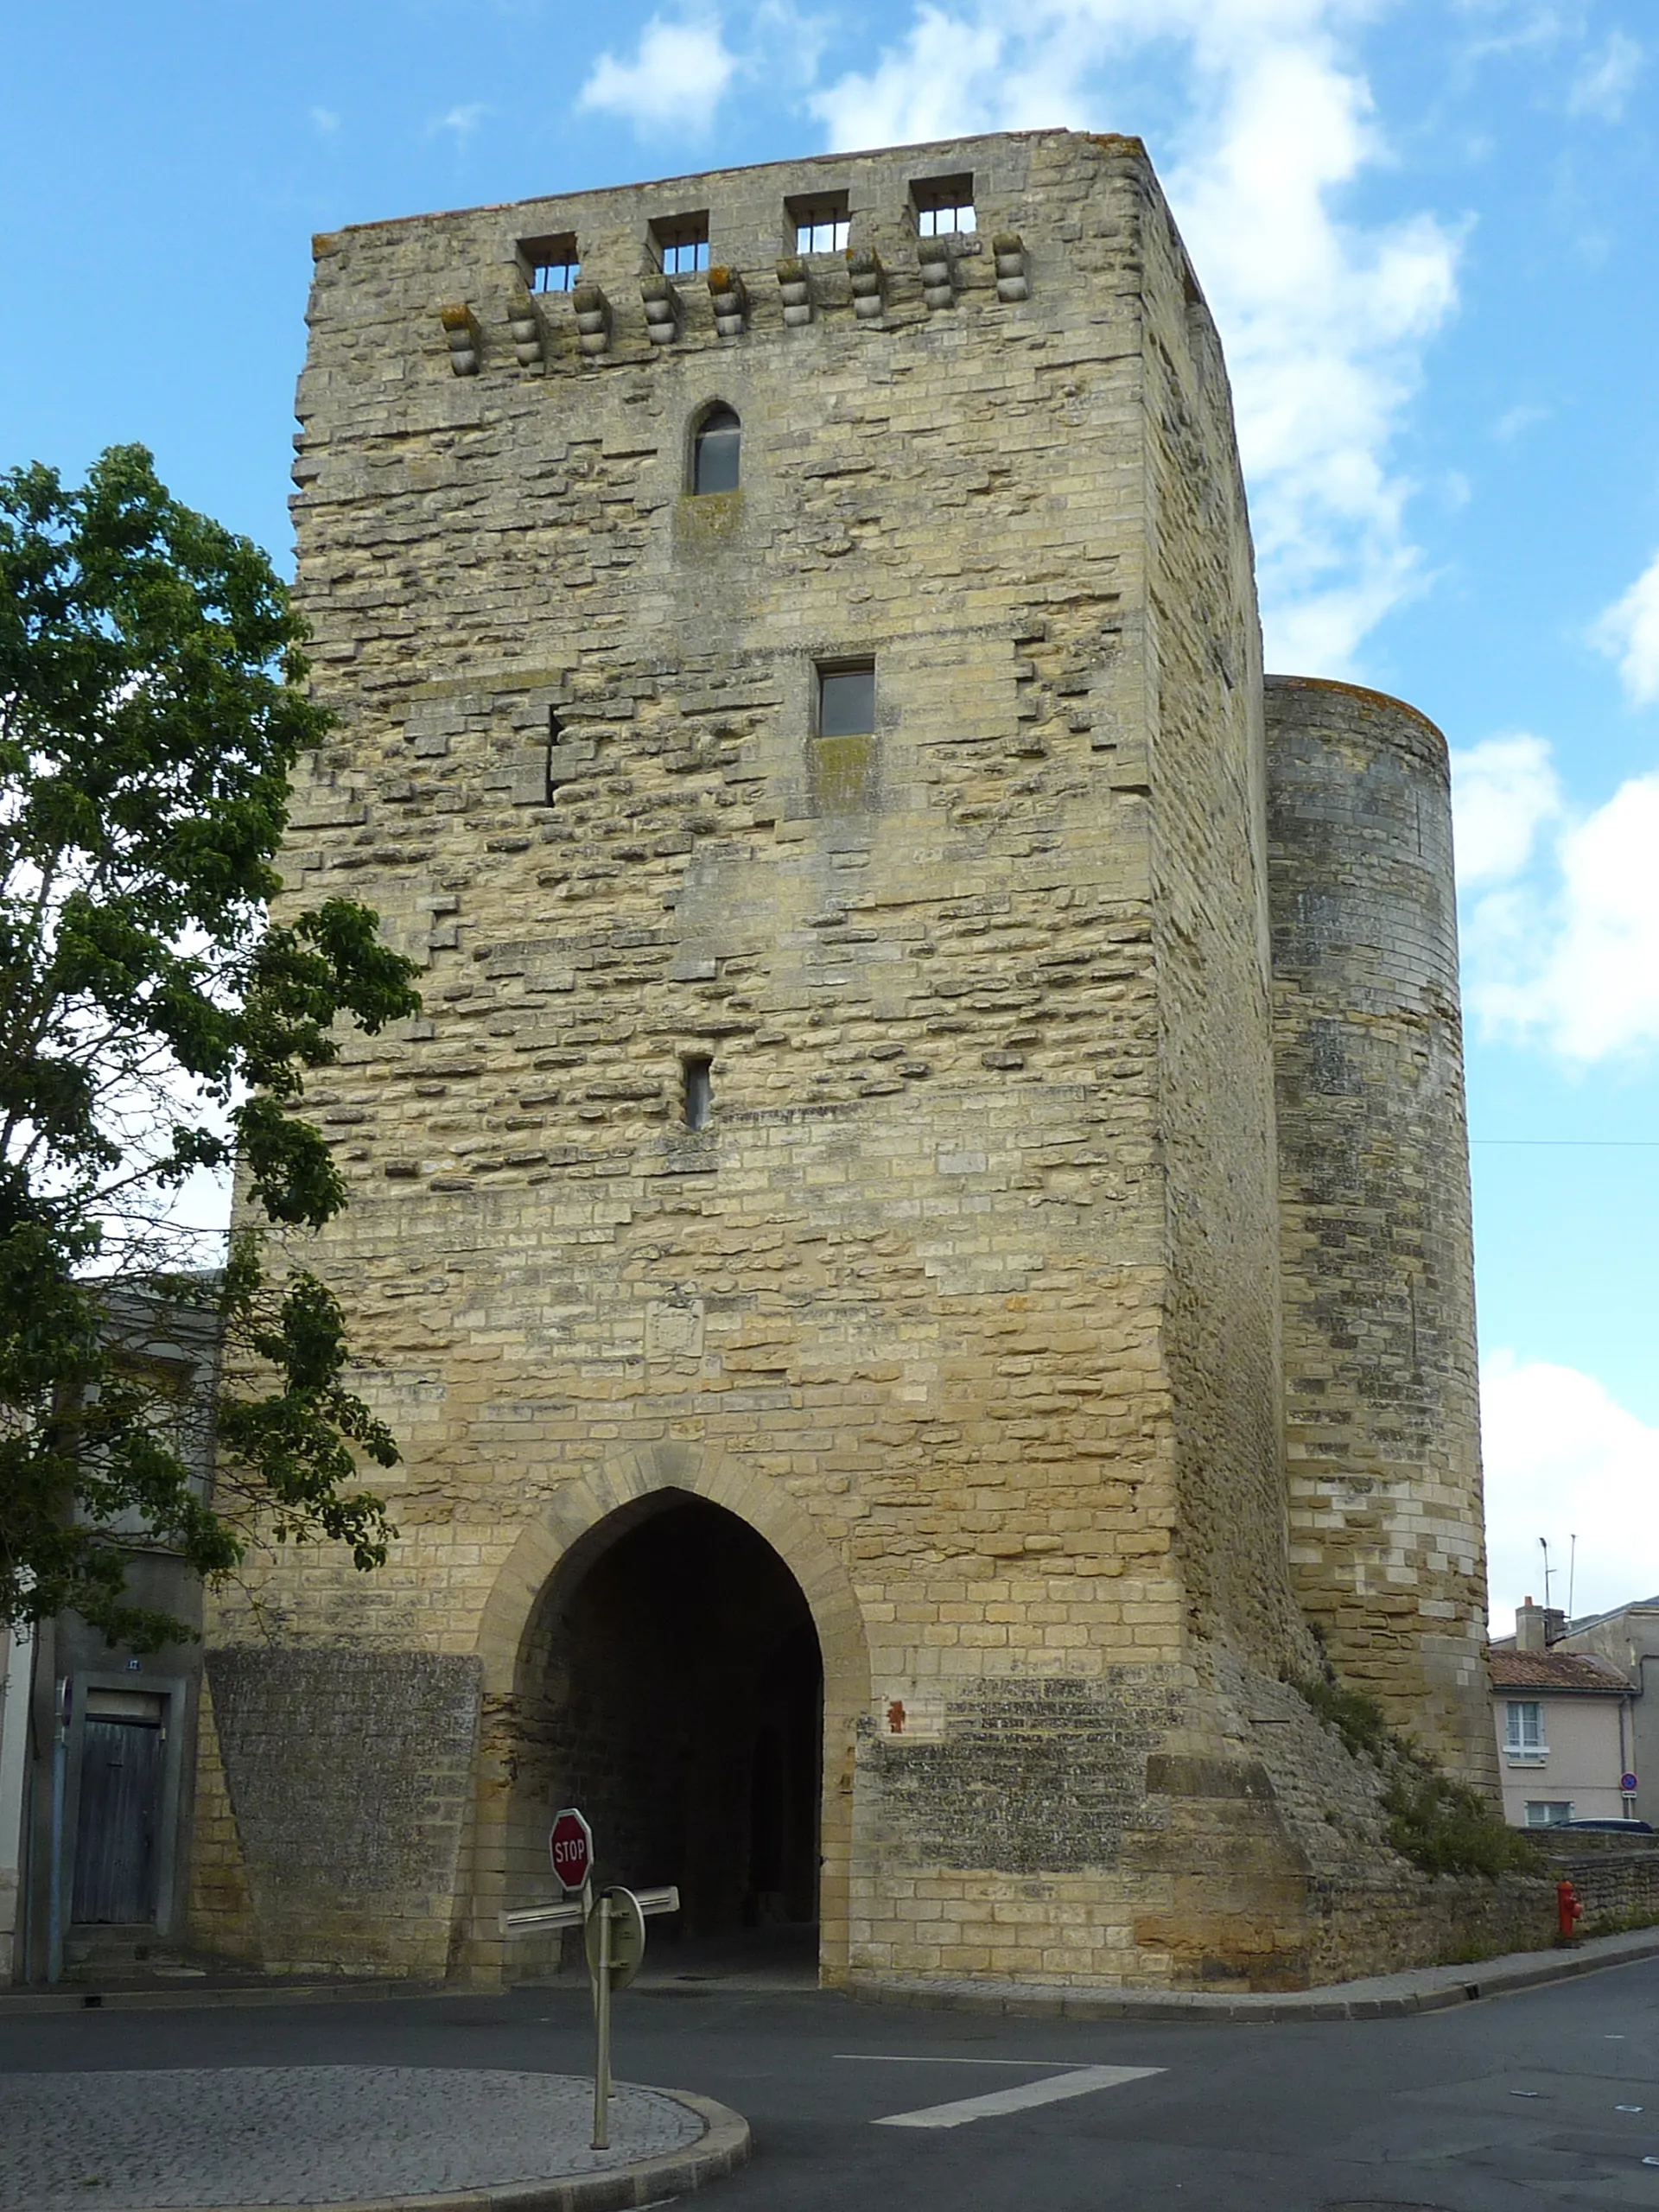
[
  {"xmin": 1266, "ymin": 676, "xmax": 1491, "ymax": 1783},
  {"xmin": 189, "ymin": 130, "xmax": 1496, "ymax": 1993}
]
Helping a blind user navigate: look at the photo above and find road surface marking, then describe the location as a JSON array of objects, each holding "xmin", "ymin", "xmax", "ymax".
[
  {"xmin": 836, "ymin": 2055, "xmax": 1101, "ymax": 2068},
  {"xmin": 872, "ymin": 2063, "xmax": 1163, "ymax": 2129}
]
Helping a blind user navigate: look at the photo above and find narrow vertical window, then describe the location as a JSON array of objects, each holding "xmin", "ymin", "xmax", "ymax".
[
  {"xmin": 810, "ymin": 659, "xmax": 877, "ymax": 815},
  {"xmin": 692, "ymin": 406, "xmax": 741, "ymax": 494},
  {"xmin": 683, "ymin": 1055, "xmax": 714, "ymax": 1130},
  {"xmin": 818, "ymin": 663, "xmax": 874, "ymax": 736}
]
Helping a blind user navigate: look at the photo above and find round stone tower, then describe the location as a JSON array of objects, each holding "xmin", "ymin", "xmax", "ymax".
[{"xmin": 1265, "ymin": 675, "xmax": 1495, "ymax": 1789}]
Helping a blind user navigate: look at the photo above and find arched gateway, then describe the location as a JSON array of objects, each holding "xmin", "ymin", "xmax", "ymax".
[{"xmin": 465, "ymin": 1450, "xmax": 869, "ymax": 1985}]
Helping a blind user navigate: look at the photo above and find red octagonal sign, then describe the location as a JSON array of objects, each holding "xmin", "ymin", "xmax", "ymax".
[{"xmin": 549, "ymin": 1807, "xmax": 594, "ymax": 1893}]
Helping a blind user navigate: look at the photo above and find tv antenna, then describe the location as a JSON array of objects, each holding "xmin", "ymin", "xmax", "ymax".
[{"xmin": 1539, "ymin": 1535, "xmax": 1552, "ymax": 1612}]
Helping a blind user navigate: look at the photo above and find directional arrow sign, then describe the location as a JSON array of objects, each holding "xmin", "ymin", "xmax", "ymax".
[{"xmin": 549, "ymin": 1806, "xmax": 594, "ymax": 1894}]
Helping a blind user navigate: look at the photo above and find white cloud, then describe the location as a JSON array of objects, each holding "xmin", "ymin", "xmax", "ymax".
[
  {"xmin": 810, "ymin": 6, "xmax": 1012, "ymax": 147},
  {"xmin": 1456, "ymin": 733, "xmax": 1659, "ymax": 1061},
  {"xmin": 1482, "ymin": 1352, "xmax": 1659, "ymax": 1632},
  {"xmin": 430, "ymin": 103, "xmax": 489, "ymax": 146},
  {"xmin": 1567, "ymin": 28, "xmax": 1643, "ymax": 120},
  {"xmin": 1491, "ymin": 400, "xmax": 1548, "ymax": 442},
  {"xmin": 1451, "ymin": 734, "xmax": 1561, "ymax": 887},
  {"xmin": 1592, "ymin": 549, "xmax": 1659, "ymax": 708},
  {"xmin": 579, "ymin": 17, "xmax": 738, "ymax": 135},
  {"xmin": 309, "ymin": 106, "xmax": 340, "ymax": 136},
  {"xmin": 809, "ymin": 0, "xmax": 1461, "ymax": 675}
]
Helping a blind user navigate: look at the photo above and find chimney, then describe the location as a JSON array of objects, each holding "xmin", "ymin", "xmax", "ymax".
[
  {"xmin": 1543, "ymin": 1607, "xmax": 1567, "ymax": 1645},
  {"xmin": 1516, "ymin": 1598, "xmax": 1547, "ymax": 1653}
]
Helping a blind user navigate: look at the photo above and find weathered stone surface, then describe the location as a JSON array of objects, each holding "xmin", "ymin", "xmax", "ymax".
[
  {"xmin": 189, "ymin": 130, "xmax": 1492, "ymax": 1993},
  {"xmin": 205, "ymin": 1649, "xmax": 480, "ymax": 1974},
  {"xmin": 1266, "ymin": 675, "xmax": 1493, "ymax": 1789}
]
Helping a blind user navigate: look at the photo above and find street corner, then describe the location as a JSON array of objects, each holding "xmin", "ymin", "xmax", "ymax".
[{"xmin": 0, "ymin": 2064, "xmax": 751, "ymax": 2212}]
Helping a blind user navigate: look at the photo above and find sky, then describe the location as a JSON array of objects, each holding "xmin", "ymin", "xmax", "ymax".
[{"xmin": 3, "ymin": 0, "xmax": 1656, "ymax": 1635}]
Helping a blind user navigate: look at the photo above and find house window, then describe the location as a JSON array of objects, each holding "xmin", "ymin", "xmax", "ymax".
[
  {"xmin": 1504, "ymin": 1700, "xmax": 1547, "ymax": 1759},
  {"xmin": 810, "ymin": 660, "xmax": 877, "ymax": 815},
  {"xmin": 683, "ymin": 1055, "xmax": 713, "ymax": 1130},
  {"xmin": 1524, "ymin": 1801, "xmax": 1574, "ymax": 1826},
  {"xmin": 652, "ymin": 212, "xmax": 710, "ymax": 276},
  {"xmin": 789, "ymin": 191, "xmax": 849, "ymax": 255},
  {"xmin": 521, "ymin": 234, "xmax": 581, "ymax": 292},
  {"xmin": 912, "ymin": 173, "xmax": 976, "ymax": 238},
  {"xmin": 692, "ymin": 405, "xmax": 741, "ymax": 494}
]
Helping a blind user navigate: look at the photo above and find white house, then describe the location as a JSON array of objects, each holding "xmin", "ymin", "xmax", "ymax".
[{"xmin": 1490, "ymin": 1602, "xmax": 1635, "ymax": 1827}]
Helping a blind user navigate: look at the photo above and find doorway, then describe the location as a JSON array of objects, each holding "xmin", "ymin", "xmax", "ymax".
[
  {"xmin": 524, "ymin": 1495, "xmax": 823, "ymax": 1939},
  {"xmin": 71, "ymin": 1692, "xmax": 166, "ymax": 1925}
]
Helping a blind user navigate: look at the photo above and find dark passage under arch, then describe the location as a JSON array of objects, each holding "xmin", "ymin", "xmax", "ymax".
[{"xmin": 526, "ymin": 1495, "xmax": 822, "ymax": 1936}]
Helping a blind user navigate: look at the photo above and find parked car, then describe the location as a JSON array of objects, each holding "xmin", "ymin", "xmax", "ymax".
[{"xmin": 1559, "ymin": 1818, "xmax": 1654, "ymax": 1834}]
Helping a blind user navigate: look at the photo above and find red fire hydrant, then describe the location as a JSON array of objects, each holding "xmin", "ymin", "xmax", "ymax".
[{"xmin": 1557, "ymin": 1878, "xmax": 1583, "ymax": 1942}]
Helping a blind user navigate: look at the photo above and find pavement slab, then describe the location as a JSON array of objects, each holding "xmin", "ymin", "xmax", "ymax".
[{"xmin": 0, "ymin": 2064, "xmax": 709, "ymax": 2210}]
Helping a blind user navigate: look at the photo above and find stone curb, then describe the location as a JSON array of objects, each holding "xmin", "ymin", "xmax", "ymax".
[
  {"xmin": 848, "ymin": 1923, "xmax": 1659, "ymax": 2024},
  {"xmin": 92, "ymin": 2088, "xmax": 750, "ymax": 2212},
  {"xmin": 0, "ymin": 1979, "xmax": 459, "ymax": 2018}
]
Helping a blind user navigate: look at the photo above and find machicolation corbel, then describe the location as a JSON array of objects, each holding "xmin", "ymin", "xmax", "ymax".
[
  {"xmin": 847, "ymin": 245, "xmax": 885, "ymax": 321},
  {"xmin": 506, "ymin": 289, "xmax": 545, "ymax": 371},
  {"xmin": 641, "ymin": 272, "xmax": 681, "ymax": 346},
  {"xmin": 707, "ymin": 266, "xmax": 749, "ymax": 339},
  {"xmin": 776, "ymin": 255, "xmax": 813, "ymax": 327},
  {"xmin": 918, "ymin": 239, "xmax": 957, "ymax": 310},
  {"xmin": 439, "ymin": 303, "xmax": 482, "ymax": 376},
  {"xmin": 571, "ymin": 282, "xmax": 611, "ymax": 358},
  {"xmin": 994, "ymin": 232, "xmax": 1030, "ymax": 302}
]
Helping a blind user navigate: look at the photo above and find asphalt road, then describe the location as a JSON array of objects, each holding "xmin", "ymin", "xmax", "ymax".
[{"xmin": 4, "ymin": 1956, "xmax": 1659, "ymax": 2211}]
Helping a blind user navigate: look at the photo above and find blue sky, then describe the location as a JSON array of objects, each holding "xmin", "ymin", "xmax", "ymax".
[{"xmin": 6, "ymin": 0, "xmax": 1656, "ymax": 1629}]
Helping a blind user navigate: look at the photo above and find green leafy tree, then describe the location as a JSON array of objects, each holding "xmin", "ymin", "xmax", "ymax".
[{"xmin": 0, "ymin": 444, "xmax": 422, "ymax": 1648}]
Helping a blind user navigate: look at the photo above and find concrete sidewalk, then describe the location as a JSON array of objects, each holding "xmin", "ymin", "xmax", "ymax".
[
  {"xmin": 851, "ymin": 1920, "xmax": 1659, "ymax": 2022},
  {"xmin": 0, "ymin": 2064, "xmax": 751, "ymax": 2212}
]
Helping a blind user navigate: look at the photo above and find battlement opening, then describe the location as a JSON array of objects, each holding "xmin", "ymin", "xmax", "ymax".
[
  {"xmin": 912, "ymin": 172, "xmax": 976, "ymax": 236},
  {"xmin": 520, "ymin": 233, "xmax": 581, "ymax": 293},
  {"xmin": 651, "ymin": 210, "xmax": 710, "ymax": 276},
  {"xmin": 788, "ymin": 190, "xmax": 850, "ymax": 256}
]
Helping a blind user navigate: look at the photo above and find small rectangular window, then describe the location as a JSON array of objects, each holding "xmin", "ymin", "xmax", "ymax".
[
  {"xmin": 652, "ymin": 212, "xmax": 710, "ymax": 276},
  {"xmin": 683, "ymin": 1055, "xmax": 713, "ymax": 1130},
  {"xmin": 817, "ymin": 663, "xmax": 875, "ymax": 738},
  {"xmin": 788, "ymin": 191, "xmax": 850, "ymax": 256},
  {"xmin": 521, "ymin": 233, "xmax": 581, "ymax": 292},
  {"xmin": 1524, "ymin": 1800, "xmax": 1573, "ymax": 1826},
  {"xmin": 912, "ymin": 173, "xmax": 976, "ymax": 238}
]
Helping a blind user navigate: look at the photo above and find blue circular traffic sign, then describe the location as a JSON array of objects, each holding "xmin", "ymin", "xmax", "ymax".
[{"xmin": 1622, "ymin": 1771, "xmax": 1638, "ymax": 1794}]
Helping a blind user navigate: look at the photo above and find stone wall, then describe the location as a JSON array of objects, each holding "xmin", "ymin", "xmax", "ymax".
[
  {"xmin": 1548, "ymin": 1843, "xmax": 1659, "ymax": 1933},
  {"xmin": 204, "ymin": 1649, "xmax": 480, "ymax": 1974}
]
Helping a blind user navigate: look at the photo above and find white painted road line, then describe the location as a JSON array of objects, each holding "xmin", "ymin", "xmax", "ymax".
[
  {"xmin": 836, "ymin": 2055, "xmax": 1097, "ymax": 2067},
  {"xmin": 872, "ymin": 2064, "xmax": 1165, "ymax": 2130}
]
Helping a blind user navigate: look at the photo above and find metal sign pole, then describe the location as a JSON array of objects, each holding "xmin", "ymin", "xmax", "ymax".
[{"xmin": 591, "ymin": 1891, "xmax": 613, "ymax": 2152}]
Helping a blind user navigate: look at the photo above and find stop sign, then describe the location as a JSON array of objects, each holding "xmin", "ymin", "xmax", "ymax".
[{"xmin": 549, "ymin": 1807, "xmax": 594, "ymax": 1892}]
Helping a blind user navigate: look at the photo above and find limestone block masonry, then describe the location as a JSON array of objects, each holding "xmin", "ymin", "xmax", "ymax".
[
  {"xmin": 1267, "ymin": 677, "xmax": 1496, "ymax": 1792},
  {"xmin": 194, "ymin": 130, "xmax": 1497, "ymax": 1993}
]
